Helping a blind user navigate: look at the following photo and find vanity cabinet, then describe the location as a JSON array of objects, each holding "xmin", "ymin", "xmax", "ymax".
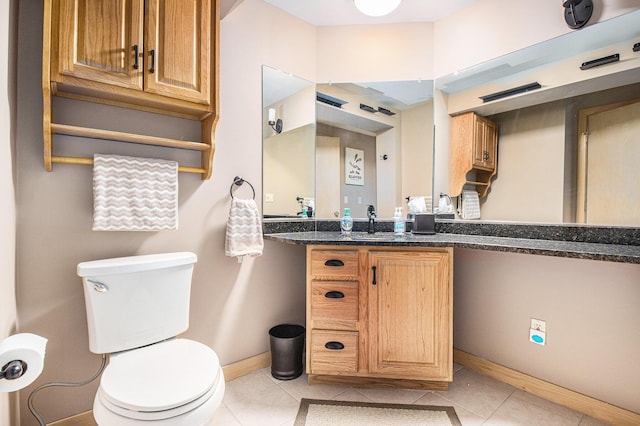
[
  {"xmin": 306, "ymin": 246, "xmax": 453, "ymax": 390},
  {"xmin": 450, "ymin": 112, "xmax": 498, "ymax": 198},
  {"xmin": 43, "ymin": 0, "xmax": 219, "ymax": 179}
]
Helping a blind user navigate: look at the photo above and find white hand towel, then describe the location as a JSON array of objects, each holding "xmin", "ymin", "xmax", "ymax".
[
  {"xmin": 92, "ymin": 154, "xmax": 178, "ymax": 231},
  {"xmin": 225, "ymin": 198, "xmax": 264, "ymax": 262},
  {"xmin": 461, "ymin": 190, "xmax": 481, "ymax": 220}
]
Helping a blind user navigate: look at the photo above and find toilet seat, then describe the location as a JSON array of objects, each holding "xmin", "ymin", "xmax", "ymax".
[{"xmin": 98, "ymin": 339, "xmax": 222, "ymax": 421}]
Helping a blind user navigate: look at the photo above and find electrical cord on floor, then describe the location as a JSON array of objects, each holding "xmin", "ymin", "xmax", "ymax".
[{"xmin": 27, "ymin": 354, "xmax": 108, "ymax": 426}]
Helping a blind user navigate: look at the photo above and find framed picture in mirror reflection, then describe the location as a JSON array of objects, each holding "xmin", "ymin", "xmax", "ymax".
[{"xmin": 345, "ymin": 147, "xmax": 364, "ymax": 186}]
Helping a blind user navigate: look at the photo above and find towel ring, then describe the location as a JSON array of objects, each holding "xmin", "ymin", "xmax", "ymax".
[{"xmin": 230, "ymin": 176, "xmax": 256, "ymax": 200}]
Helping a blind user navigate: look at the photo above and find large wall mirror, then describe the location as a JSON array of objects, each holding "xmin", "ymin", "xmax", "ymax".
[
  {"xmin": 315, "ymin": 80, "xmax": 434, "ymax": 219},
  {"xmin": 262, "ymin": 66, "xmax": 316, "ymax": 218},
  {"xmin": 434, "ymin": 10, "xmax": 640, "ymax": 227},
  {"xmin": 263, "ymin": 66, "xmax": 435, "ymax": 220}
]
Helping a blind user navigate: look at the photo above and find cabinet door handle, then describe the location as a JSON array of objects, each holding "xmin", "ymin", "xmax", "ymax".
[
  {"xmin": 372, "ymin": 266, "xmax": 377, "ymax": 285},
  {"xmin": 149, "ymin": 49, "xmax": 155, "ymax": 73},
  {"xmin": 324, "ymin": 259, "xmax": 344, "ymax": 267},
  {"xmin": 132, "ymin": 45, "xmax": 139, "ymax": 69},
  {"xmin": 324, "ymin": 341, "xmax": 345, "ymax": 350},
  {"xmin": 324, "ymin": 291, "xmax": 345, "ymax": 299}
]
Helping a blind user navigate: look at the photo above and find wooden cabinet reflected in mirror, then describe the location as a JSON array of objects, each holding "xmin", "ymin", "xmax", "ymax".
[{"xmin": 435, "ymin": 10, "xmax": 640, "ymax": 226}]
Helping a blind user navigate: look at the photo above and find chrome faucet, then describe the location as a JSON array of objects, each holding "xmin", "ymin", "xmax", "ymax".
[{"xmin": 367, "ymin": 205, "xmax": 376, "ymax": 234}]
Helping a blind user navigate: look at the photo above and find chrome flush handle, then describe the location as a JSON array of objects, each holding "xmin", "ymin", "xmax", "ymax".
[{"xmin": 87, "ymin": 279, "xmax": 109, "ymax": 293}]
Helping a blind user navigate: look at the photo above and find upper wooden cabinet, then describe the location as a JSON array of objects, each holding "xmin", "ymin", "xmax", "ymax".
[
  {"xmin": 43, "ymin": 0, "xmax": 219, "ymax": 179},
  {"xmin": 52, "ymin": 0, "xmax": 212, "ymax": 109},
  {"xmin": 450, "ymin": 112, "xmax": 498, "ymax": 198}
]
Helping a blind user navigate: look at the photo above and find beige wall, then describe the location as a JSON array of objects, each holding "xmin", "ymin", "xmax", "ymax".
[
  {"xmin": 263, "ymin": 124, "xmax": 315, "ymax": 216},
  {"xmin": 316, "ymin": 22, "xmax": 434, "ymax": 83},
  {"xmin": 401, "ymin": 101, "xmax": 434, "ymax": 204},
  {"xmin": 15, "ymin": 0, "xmax": 313, "ymax": 423},
  {"xmin": 481, "ymin": 101, "xmax": 566, "ymax": 222},
  {"xmin": 316, "ymin": 124, "xmax": 377, "ymax": 219},
  {"xmin": 1, "ymin": 0, "xmax": 18, "ymax": 425}
]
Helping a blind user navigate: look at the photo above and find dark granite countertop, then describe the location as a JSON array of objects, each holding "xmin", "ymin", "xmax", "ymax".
[{"xmin": 263, "ymin": 220, "xmax": 640, "ymax": 264}]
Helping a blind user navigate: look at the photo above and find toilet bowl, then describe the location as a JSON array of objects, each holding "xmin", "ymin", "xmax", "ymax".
[
  {"xmin": 93, "ymin": 339, "xmax": 225, "ymax": 426},
  {"xmin": 77, "ymin": 252, "xmax": 225, "ymax": 425}
]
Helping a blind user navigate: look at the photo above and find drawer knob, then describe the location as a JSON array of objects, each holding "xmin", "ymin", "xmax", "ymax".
[
  {"xmin": 324, "ymin": 291, "xmax": 345, "ymax": 299},
  {"xmin": 324, "ymin": 259, "xmax": 345, "ymax": 267},
  {"xmin": 325, "ymin": 341, "xmax": 345, "ymax": 350}
]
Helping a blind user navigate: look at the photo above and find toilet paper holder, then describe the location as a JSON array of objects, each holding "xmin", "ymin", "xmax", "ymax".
[{"xmin": 0, "ymin": 359, "xmax": 28, "ymax": 381}]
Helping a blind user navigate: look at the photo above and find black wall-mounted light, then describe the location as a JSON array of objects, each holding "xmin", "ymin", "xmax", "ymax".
[
  {"xmin": 268, "ymin": 108, "xmax": 283, "ymax": 134},
  {"xmin": 563, "ymin": 0, "xmax": 593, "ymax": 29}
]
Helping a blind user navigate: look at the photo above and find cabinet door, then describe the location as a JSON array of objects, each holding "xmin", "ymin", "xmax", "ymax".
[
  {"xmin": 483, "ymin": 120, "xmax": 498, "ymax": 170},
  {"xmin": 472, "ymin": 116, "xmax": 497, "ymax": 171},
  {"xmin": 368, "ymin": 250, "xmax": 452, "ymax": 380},
  {"xmin": 472, "ymin": 115, "xmax": 486, "ymax": 168},
  {"xmin": 144, "ymin": 0, "xmax": 211, "ymax": 104},
  {"xmin": 56, "ymin": 0, "xmax": 144, "ymax": 90}
]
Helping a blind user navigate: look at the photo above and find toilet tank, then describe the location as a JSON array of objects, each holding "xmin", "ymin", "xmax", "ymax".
[{"xmin": 77, "ymin": 252, "xmax": 197, "ymax": 354}]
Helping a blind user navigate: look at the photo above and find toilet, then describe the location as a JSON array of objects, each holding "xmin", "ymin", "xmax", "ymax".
[{"xmin": 77, "ymin": 252, "xmax": 224, "ymax": 425}]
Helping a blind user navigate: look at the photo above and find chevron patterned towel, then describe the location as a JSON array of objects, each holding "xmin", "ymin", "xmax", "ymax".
[
  {"xmin": 225, "ymin": 198, "xmax": 264, "ymax": 262},
  {"xmin": 92, "ymin": 154, "xmax": 178, "ymax": 231}
]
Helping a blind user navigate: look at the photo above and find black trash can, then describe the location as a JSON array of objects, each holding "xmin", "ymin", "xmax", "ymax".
[{"xmin": 269, "ymin": 324, "xmax": 305, "ymax": 380}]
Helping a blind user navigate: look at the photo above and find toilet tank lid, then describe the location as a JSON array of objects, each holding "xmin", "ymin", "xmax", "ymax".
[{"xmin": 77, "ymin": 252, "xmax": 197, "ymax": 277}]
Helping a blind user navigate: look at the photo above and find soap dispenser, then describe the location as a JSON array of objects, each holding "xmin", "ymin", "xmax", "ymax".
[
  {"xmin": 394, "ymin": 207, "xmax": 405, "ymax": 235},
  {"xmin": 341, "ymin": 208, "xmax": 353, "ymax": 235}
]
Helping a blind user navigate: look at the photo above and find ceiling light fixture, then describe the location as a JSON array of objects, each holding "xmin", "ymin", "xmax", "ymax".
[{"xmin": 354, "ymin": 0, "xmax": 401, "ymax": 17}]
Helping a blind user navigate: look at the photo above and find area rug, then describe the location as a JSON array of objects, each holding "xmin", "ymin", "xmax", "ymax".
[{"xmin": 294, "ymin": 398, "xmax": 462, "ymax": 426}]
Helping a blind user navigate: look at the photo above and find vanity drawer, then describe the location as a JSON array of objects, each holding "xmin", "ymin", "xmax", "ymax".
[
  {"xmin": 311, "ymin": 281, "xmax": 358, "ymax": 329},
  {"xmin": 310, "ymin": 330, "xmax": 358, "ymax": 374},
  {"xmin": 310, "ymin": 250, "xmax": 359, "ymax": 279}
]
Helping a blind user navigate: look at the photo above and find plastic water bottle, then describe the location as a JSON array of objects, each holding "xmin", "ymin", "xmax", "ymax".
[
  {"xmin": 341, "ymin": 208, "xmax": 353, "ymax": 235},
  {"xmin": 394, "ymin": 207, "xmax": 405, "ymax": 235}
]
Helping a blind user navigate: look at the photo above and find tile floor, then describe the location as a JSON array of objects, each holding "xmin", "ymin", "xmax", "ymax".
[{"xmin": 211, "ymin": 364, "xmax": 612, "ymax": 426}]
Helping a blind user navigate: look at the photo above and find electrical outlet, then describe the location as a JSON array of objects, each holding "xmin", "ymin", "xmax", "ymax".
[
  {"xmin": 530, "ymin": 318, "xmax": 546, "ymax": 333},
  {"xmin": 265, "ymin": 193, "xmax": 274, "ymax": 203}
]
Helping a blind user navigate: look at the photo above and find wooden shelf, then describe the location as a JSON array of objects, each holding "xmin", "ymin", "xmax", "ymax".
[
  {"xmin": 51, "ymin": 156, "xmax": 206, "ymax": 175},
  {"xmin": 51, "ymin": 124, "xmax": 211, "ymax": 151}
]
